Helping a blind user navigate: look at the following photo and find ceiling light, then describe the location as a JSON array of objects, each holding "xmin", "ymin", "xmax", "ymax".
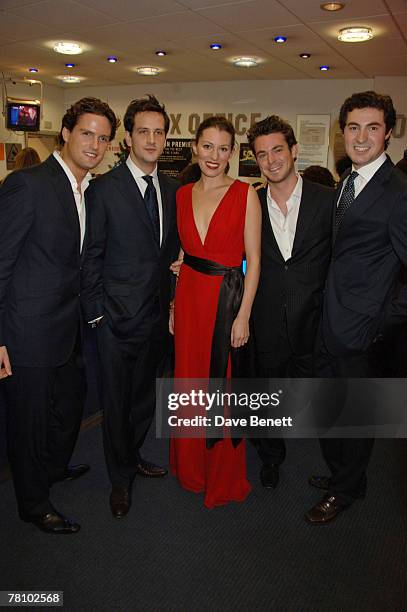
[
  {"xmin": 338, "ymin": 27, "xmax": 373, "ymax": 43},
  {"xmin": 136, "ymin": 66, "xmax": 161, "ymax": 76},
  {"xmin": 28, "ymin": 68, "xmax": 38, "ymax": 73},
  {"xmin": 57, "ymin": 75, "xmax": 83, "ymax": 83},
  {"xmin": 319, "ymin": 65, "xmax": 330, "ymax": 71},
  {"xmin": 53, "ymin": 41, "xmax": 82, "ymax": 55},
  {"xmin": 274, "ymin": 36, "xmax": 287, "ymax": 43},
  {"xmin": 299, "ymin": 53, "xmax": 311, "ymax": 58},
  {"xmin": 233, "ymin": 57, "xmax": 258, "ymax": 68},
  {"xmin": 321, "ymin": 2, "xmax": 344, "ymax": 10},
  {"xmin": 107, "ymin": 56, "xmax": 118, "ymax": 63},
  {"xmin": 156, "ymin": 50, "xmax": 167, "ymax": 56},
  {"xmin": 210, "ymin": 43, "xmax": 222, "ymax": 50},
  {"xmin": 65, "ymin": 63, "xmax": 75, "ymax": 68}
]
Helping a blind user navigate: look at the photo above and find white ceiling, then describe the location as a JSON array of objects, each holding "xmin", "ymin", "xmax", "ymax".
[{"xmin": 0, "ymin": 0, "xmax": 406, "ymax": 87}]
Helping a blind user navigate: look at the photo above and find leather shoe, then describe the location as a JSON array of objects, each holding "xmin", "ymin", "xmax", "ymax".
[
  {"xmin": 135, "ymin": 459, "xmax": 167, "ymax": 478},
  {"xmin": 110, "ymin": 486, "xmax": 131, "ymax": 519},
  {"xmin": 260, "ymin": 464, "xmax": 279, "ymax": 489},
  {"xmin": 308, "ymin": 474, "xmax": 365, "ymax": 499},
  {"xmin": 54, "ymin": 464, "xmax": 90, "ymax": 483},
  {"xmin": 24, "ymin": 510, "xmax": 80, "ymax": 534},
  {"xmin": 305, "ymin": 494, "xmax": 350, "ymax": 524}
]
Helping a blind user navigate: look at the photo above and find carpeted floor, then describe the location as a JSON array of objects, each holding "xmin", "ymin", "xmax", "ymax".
[{"xmin": 1, "ymin": 428, "xmax": 406, "ymax": 612}]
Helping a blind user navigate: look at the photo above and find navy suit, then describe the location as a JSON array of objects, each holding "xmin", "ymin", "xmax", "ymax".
[
  {"xmin": 0, "ymin": 155, "xmax": 86, "ymax": 517},
  {"xmin": 81, "ymin": 162, "xmax": 179, "ymax": 486}
]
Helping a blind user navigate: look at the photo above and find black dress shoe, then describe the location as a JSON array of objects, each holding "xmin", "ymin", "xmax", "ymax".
[
  {"xmin": 54, "ymin": 464, "xmax": 90, "ymax": 483},
  {"xmin": 135, "ymin": 459, "xmax": 167, "ymax": 478},
  {"xmin": 305, "ymin": 494, "xmax": 350, "ymax": 524},
  {"xmin": 110, "ymin": 487, "xmax": 131, "ymax": 519},
  {"xmin": 308, "ymin": 475, "xmax": 366, "ymax": 499},
  {"xmin": 260, "ymin": 464, "xmax": 279, "ymax": 489},
  {"xmin": 25, "ymin": 510, "xmax": 80, "ymax": 534}
]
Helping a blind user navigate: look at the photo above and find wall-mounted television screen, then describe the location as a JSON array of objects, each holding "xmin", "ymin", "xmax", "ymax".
[{"xmin": 6, "ymin": 99, "xmax": 40, "ymax": 132}]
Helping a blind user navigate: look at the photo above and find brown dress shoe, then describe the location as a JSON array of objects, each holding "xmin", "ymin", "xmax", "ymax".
[
  {"xmin": 24, "ymin": 510, "xmax": 80, "ymax": 534},
  {"xmin": 305, "ymin": 494, "xmax": 350, "ymax": 524},
  {"xmin": 135, "ymin": 460, "xmax": 168, "ymax": 478},
  {"xmin": 110, "ymin": 487, "xmax": 131, "ymax": 519}
]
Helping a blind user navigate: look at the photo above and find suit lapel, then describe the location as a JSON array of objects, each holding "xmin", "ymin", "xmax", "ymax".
[
  {"xmin": 258, "ymin": 187, "xmax": 285, "ymax": 263},
  {"xmin": 291, "ymin": 180, "xmax": 319, "ymax": 258},
  {"xmin": 44, "ymin": 155, "xmax": 80, "ymax": 254},
  {"xmin": 158, "ymin": 172, "xmax": 172, "ymax": 247}
]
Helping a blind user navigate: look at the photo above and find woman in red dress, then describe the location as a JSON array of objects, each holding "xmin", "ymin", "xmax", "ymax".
[{"xmin": 170, "ymin": 116, "xmax": 261, "ymax": 508}]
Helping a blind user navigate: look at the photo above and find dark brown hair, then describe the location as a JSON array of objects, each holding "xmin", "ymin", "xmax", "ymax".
[
  {"xmin": 247, "ymin": 115, "xmax": 297, "ymax": 154},
  {"xmin": 13, "ymin": 147, "xmax": 41, "ymax": 170},
  {"xmin": 124, "ymin": 94, "xmax": 170, "ymax": 134},
  {"xmin": 302, "ymin": 165, "xmax": 335, "ymax": 188},
  {"xmin": 58, "ymin": 97, "xmax": 119, "ymax": 146},
  {"xmin": 195, "ymin": 115, "xmax": 235, "ymax": 149},
  {"xmin": 339, "ymin": 91, "xmax": 396, "ymax": 150}
]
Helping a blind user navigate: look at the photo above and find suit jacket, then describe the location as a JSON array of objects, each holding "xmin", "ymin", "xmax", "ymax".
[
  {"xmin": 81, "ymin": 162, "xmax": 179, "ymax": 344},
  {"xmin": 322, "ymin": 157, "xmax": 407, "ymax": 356},
  {"xmin": 252, "ymin": 179, "xmax": 334, "ymax": 363},
  {"xmin": 0, "ymin": 155, "xmax": 82, "ymax": 367}
]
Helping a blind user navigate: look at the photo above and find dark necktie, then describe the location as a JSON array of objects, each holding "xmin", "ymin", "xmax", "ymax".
[
  {"xmin": 334, "ymin": 170, "xmax": 359, "ymax": 238},
  {"xmin": 142, "ymin": 175, "xmax": 160, "ymax": 244}
]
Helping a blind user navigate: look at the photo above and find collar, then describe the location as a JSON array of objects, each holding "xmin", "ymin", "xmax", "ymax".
[
  {"xmin": 267, "ymin": 174, "xmax": 302, "ymax": 210},
  {"xmin": 53, "ymin": 150, "xmax": 91, "ymax": 192},
  {"xmin": 352, "ymin": 152, "xmax": 387, "ymax": 183},
  {"xmin": 126, "ymin": 155, "xmax": 158, "ymax": 180}
]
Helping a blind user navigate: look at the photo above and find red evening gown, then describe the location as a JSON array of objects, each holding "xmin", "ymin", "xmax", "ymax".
[{"xmin": 170, "ymin": 179, "xmax": 252, "ymax": 508}]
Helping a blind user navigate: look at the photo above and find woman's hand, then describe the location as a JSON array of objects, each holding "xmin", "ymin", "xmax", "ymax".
[
  {"xmin": 169, "ymin": 301, "xmax": 175, "ymax": 335},
  {"xmin": 231, "ymin": 315, "xmax": 249, "ymax": 348}
]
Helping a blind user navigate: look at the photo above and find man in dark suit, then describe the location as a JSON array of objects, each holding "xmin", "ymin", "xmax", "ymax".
[
  {"xmin": 246, "ymin": 116, "xmax": 334, "ymax": 488},
  {"xmin": 306, "ymin": 91, "xmax": 407, "ymax": 523},
  {"xmin": 0, "ymin": 97, "xmax": 118, "ymax": 533},
  {"xmin": 81, "ymin": 95, "xmax": 179, "ymax": 519}
]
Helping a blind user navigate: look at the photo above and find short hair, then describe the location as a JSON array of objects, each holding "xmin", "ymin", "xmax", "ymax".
[
  {"xmin": 195, "ymin": 115, "xmax": 235, "ymax": 149},
  {"xmin": 247, "ymin": 115, "xmax": 297, "ymax": 154},
  {"xmin": 123, "ymin": 94, "xmax": 170, "ymax": 135},
  {"xmin": 58, "ymin": 97, "xmax": 119, "ymax": 146},
  {"xmin": 335, "ymin": 155, "xmax": 352, "ymax": 178},
  {"xmin": 13, "ymin": 147, "xmax": 41, "ymax": 170},
  {"xmin": 302, "ymin": 165, "xmax": 335, "ymax": 189},
  {"xmin": 339, "ymin": 91, "xmax": 396, "ymax": 150}
]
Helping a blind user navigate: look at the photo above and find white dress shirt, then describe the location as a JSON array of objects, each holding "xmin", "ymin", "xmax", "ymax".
[
  {"xmin": 338, "ymin": 152, "xmax": 387, "ymax": 203},
  {"xmin": 126, "ymin": 156, "xmax": 163, "ymax": 245},
  {"xmin": 53, "ymin": 151, "xmax": 90, "ymax": 252},
  {"xmin": 267, "ymin": 174, "xmax": 303, "ymax": 261}
]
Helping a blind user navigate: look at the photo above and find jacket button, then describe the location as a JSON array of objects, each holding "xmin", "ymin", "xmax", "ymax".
[{"xmin": 284, "ymin": 265, "xmax": 288, "ymax": 271}]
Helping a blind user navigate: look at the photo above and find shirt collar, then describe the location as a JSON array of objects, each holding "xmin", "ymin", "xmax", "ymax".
[
  {"xmin": 352, "ymin": 152, "xmax": 387, "ymax": 183},
  {"xmin": 267, "ymin": 174, "xmax": 302, "ymax": 210},
  {"xmin": 126, "ymin": 155, "xmax": 158, "ymax": 180},
  {"xmin": 53, "ymin": 150, "xmax": 91, "ymax": 193}
]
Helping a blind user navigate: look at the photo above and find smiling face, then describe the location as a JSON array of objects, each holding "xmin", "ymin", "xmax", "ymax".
[
  {"xmin": 193, "ymin": 127, "xmax": 234, "ymax": 178},
  {"xmin": 344, "ymin": 107, "xmax": 391, "ymax": 170},
  {"xmin": 60, "ymin": 112, "xmax": 112, "ymax": 182},
  {"xmin": 253, "ymin": 132, "xmax": 298, "ymax": 185},
  {"xmin": 125, "ymin": 111, "xmax": 166, "ymax": 174}
]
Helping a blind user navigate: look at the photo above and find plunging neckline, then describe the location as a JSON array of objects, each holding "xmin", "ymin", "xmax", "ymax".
[{"xmin": 191, "ymin": 180, "xmax": 236, "ymax": 247}]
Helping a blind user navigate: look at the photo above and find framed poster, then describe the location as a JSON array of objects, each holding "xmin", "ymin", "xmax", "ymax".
[{"xmin": 296, "ymin": 115, "xmax": 330, "ymax": 171}]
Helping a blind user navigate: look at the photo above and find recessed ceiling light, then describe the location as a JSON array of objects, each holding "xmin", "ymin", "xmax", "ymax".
[
  {"xmin": 107, "ymin": 56, "xmax": 118, "ymax": 63},
  {"xmin": 54, "ymin": 41, "xmax": 82, "ymax": 55},
  {"xmin": 299, "ymin": 53, "xmax": 311, "ymax": 59},
  {"xmin": 233, "ymin": 56, "xmax": 258, "ymax": 68},
  {"xmin": 274, "ymin": 36, "xmax": 287, "ymax": 43},
  {"xmin": 321, "ymin": 2, "xmax": 345, "ymax": 10},
  {"xmin": 65, "ymin": 63, "xmax": 75, "ymax": 68},
  {"xmin": 28, "ymin": 68, "xmax": 38, "ymax": 73},
  {"xmin": 156, "ymin": 50, "xmax": 167, "ymax": 56},
  {"xmin": 57, "ymin": 75, "xmax": 83, "ymax": 83},
  {"xmin": 319, "ymin": 65, "xmax": 330, "ymax": 71},
  {"xmin": 136, "ymin": 66, "xmax": 161, "ymax": 76},
  {"xmin": 338, "ymin": 27, "xmax": 373, "ymax": 42},
  {"xmin": 210, "ymin": 43, "xmax": 222, "ymax": 50}
]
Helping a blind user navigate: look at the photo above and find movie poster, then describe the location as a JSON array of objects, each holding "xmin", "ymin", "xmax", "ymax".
[
  {"xmin": 158, "ymin": 138, "xmax": 193, "ymax": 178},
  {"xmin": 238, "ymin": 143, "xmax": 261, "ymax": 178}
]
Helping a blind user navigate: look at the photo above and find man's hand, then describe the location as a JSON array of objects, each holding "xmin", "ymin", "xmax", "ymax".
[
  {"xmin": 170, "ymin": 257, "xmax": 183, "ymax": 277},
  {"xmin": 169, "ymin": 301, "xmax": 174, "ymax": 335},
  {"xmin": 0, "ymin": 346, "xmax": 12, "ymax": 379}
]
